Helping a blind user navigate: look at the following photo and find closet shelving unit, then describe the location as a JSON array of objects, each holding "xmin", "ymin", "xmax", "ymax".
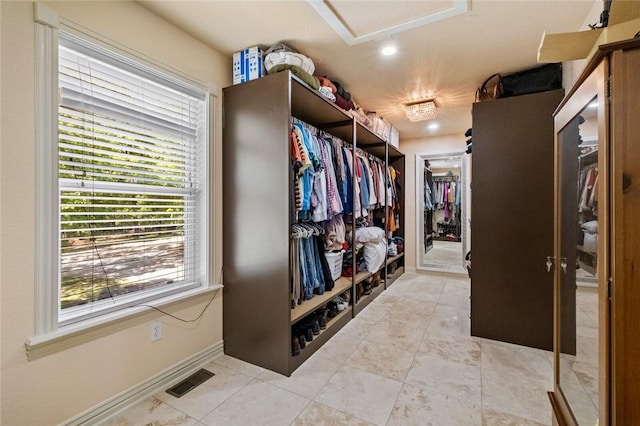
[
  {"xmin": 385, "ymin": 144, "xmax": 405, "ymax": 286},
  {"xmin": 351, "ymin": 122, "xmax": 405, "ymax": 315},
  {"xmin": 222, "ymin": 71, "xmax": 404, "ymax": 376}
]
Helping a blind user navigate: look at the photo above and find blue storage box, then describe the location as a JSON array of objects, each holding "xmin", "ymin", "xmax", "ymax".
[{"xmin": 233, "ymin": 46, "xmax": 264, "ymax": 85}]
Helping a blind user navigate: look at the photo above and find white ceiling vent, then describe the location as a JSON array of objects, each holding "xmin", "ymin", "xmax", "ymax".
[{"xmin": 308, "ymin": 0, "xmax": 470, "ymax": 45}]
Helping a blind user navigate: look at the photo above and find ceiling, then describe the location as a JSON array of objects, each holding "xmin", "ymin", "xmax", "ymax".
[{"xmin": 137, "ymin": 0, "xmax": 597, "ymax": 141}]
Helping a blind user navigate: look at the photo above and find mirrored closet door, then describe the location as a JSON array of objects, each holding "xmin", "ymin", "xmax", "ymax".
[
  {"xmin": 416, "ymin": 152, "xmax": 469, "ymax": 274},
  {"xmin": 552, "ymin": 58, "xmax": 608, "ymax": 426}
]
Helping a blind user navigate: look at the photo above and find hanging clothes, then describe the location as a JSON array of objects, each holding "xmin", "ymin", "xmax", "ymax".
[
  {"xmin": 292, "ymin": 122, "xmax": 316, "ymax": 220},
  {"xmin": 579, "ymin": 165, "xmax": 598, "ymax": 213},
  {"xmin": 341, "ymin": 147, "xmax": 353, "ymax": 215},
  {"xmin": 357, "ymin": 156, "xmax": 370, "ymax": 212},
  {"xmin": 376, "ymin": 161, "xmax": 386, "ymax": 207},
  {"xmin": 321, "ymin": 138, "xmax": 343, "ymax": 218},
  {"xmin": 424, "ymin": 179, "xmax": 433, "ymax": 211},
  {"xmin": 289, "ymin": 117, "xmax": 391, "ymax": 306}
]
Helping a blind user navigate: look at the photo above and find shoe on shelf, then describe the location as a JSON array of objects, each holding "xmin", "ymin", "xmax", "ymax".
[
  {"xmin": 333, "ymin": 297, "xmax": 348, "ymax": 311},
  {"xmin": 294, "ymin": 328, "xmax": 307, "ymax": 344},
  {"xmin": 372, "ymin": 272, "xmax": 381, "ymax": 287},
  {"xmin": 312, "ymin": 319, "xmax": 321, "ymax": 335},
  {"xmin": 317, "ymin": 312, "xmax": 326, "ymax": 329},
  {"xmin": 327, "ymin": 301, "xmax": 338, "ymax": 317},
  {"xmin": 292, "ymin": 336, "xmax": 301, "ymax": 356},
  {"xmin": 305, "ymin": 327, "xmax": 313, "ymax": 342},
  {"xmin": 298, "ymin": 334, "xmax": 306, "ymax": 349},
  {"xmin": 339, "ymin": 301, "xmax": 349, "ymax": 310}
]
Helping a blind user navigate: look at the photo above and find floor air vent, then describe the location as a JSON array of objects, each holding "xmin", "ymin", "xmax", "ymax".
[{"xmin": 166, "ymin": 368, "xmax": 215, "ymax": 398}]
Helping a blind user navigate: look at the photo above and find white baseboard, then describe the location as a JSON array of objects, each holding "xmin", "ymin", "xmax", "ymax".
[
  {"xmin": 61, "ymin": 340, "xmax": 224, "ymax": 426},
  {"xmin": 405, "ymin": 266, "xmax": 417, "ymax": 273}
]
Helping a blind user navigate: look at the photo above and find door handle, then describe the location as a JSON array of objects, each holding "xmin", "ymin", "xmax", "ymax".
[
  {"xmin": 560, "ymin": 258, "xmax": 567, "ymax": 273},
  {"xmin": 546, "ymin": 256, "xmax": 554, "ymax": 272}
]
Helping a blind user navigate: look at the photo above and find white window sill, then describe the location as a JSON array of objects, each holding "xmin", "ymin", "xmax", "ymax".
[{"xmin": 25, "ymin": 284, "xmax": 223, "ymax": 361}]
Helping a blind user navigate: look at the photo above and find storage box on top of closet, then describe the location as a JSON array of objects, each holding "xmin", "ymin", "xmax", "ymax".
[
  {"xmin": 222, "ymin": 70, "xmax": 405, "ymax": 376},
  {"xmin": 232, "ymin": 46, "xmax": 264, "ymax": 84}
]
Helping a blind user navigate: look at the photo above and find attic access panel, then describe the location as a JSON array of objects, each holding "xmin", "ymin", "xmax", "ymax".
[{"xmin": 308, "ymin": 0, "xmax": 469, "ymax": 45}]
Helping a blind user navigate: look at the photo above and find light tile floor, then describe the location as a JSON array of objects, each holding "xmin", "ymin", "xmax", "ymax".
[
  {"xmin": 421, "ymin": 240, "xmax": 464, "ymax": 272},
  {"xmin": 100, "ymin": 272, "xmax": 553, "ymax": 426}
]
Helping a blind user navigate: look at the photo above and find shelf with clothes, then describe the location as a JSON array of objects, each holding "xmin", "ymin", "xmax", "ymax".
[
  {"xmin": 386, "ymin": 147, "xmax": 405, "ymax": 288},
  {"xmin": 289, "ymin": 117, "xmax": 390, "ymax": 308},
  {"xmin": 289, "ymin": 117, "xmax": 357, "ymax": 359},
  {"xmin": 290, "ymin": 108, "xmax": 394, "ymax": 365},
  {"xmin": 349, "ymin": 126, "xmax": 398, "ymax": 301}
]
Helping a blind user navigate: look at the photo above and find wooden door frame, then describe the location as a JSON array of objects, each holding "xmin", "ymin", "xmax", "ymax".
[{"xmin": 552, "ymin": 58, "xmax": 609, "ymax": 426}]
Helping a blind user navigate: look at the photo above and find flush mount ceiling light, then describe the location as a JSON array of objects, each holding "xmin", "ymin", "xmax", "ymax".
[
  {"xmin": 381, "ymin": 45, "xmax": 397, "ymax": 56},
  {"xmin": 405, "ymin": 100, "xmax": 437, "ymax": 122}
]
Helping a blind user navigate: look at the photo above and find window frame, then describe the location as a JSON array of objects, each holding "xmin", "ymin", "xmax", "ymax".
[{"xmin": 34, "ymin": 7, "xmax": 215, "ymax": 339}]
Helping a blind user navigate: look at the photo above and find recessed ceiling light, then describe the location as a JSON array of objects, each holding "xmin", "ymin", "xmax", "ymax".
[
  {"xmin": 428, "ymin": 123, "xmax": 439, "ymax": 130},
  {"xmin": 381, "ymin": 46, "xmax": 397, "ymax": 56}
]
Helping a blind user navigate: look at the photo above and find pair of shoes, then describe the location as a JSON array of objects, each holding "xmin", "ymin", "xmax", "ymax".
[
  {"xmin": 327, "ymin": 301, "xmax": 338, "ymax": 317},
  {"xmin": 333, "ymin": 297, "xmax": 348, "ymax": 311},
  {"xmin": 301, "ymin": 316, "xmax": 321, "ymax": 336},
  {"xmin": 314, "ymin": 309, "xmax": 327, "ymax": 330},
  {"xmin": 294, "ymin": 325, "xmax": 313, "ymax": 343},
  {"xmin": 362, "ymin": 279, "xmax": 372, "ymax": 295}
]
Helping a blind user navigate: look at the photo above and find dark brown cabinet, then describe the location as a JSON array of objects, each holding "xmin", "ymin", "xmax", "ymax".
[{"xmin": 470, "ymin": 88, "xmax": 564, "ymax": 351}]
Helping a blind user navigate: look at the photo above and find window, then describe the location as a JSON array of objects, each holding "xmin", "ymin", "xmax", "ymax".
[{"xmin": 55, "ymin": 32, "xmax": 209, "ymax": 326}]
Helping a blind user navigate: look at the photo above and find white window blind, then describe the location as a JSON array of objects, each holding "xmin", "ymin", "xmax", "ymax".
[{"xmin": 58, "ymin": 33, "xmax": 208, "ymax": 324}]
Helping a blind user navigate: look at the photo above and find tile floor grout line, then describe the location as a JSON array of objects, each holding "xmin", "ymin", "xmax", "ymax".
[
  {"xmin": 200, "ymin": 376, "xmax": 258, "ymax": 421},
  {"xmin": 287, "ymin": 397, "xmax": 314, "ymax": 426}
]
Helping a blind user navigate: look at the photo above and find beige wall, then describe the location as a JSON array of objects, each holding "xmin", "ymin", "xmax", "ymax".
[
  {"xmin": 563, "ymin": 0, "xmax": 603, "ymax": 89},
  {"xmin": 0, "ymin": 2, "xmax": 230, "ymax": 424},
  {"xmin": 399, "ymin": 134, "xmax": 467, "ymax": 270},
  {"xmin": 401, "ymin": 0, "xmax": 602, "ymax": 272}
]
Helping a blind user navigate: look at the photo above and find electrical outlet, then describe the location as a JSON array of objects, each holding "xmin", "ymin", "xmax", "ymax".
[{"xmin": 150, "ymin": 321, "xmax": 162, "ymax": 342}]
